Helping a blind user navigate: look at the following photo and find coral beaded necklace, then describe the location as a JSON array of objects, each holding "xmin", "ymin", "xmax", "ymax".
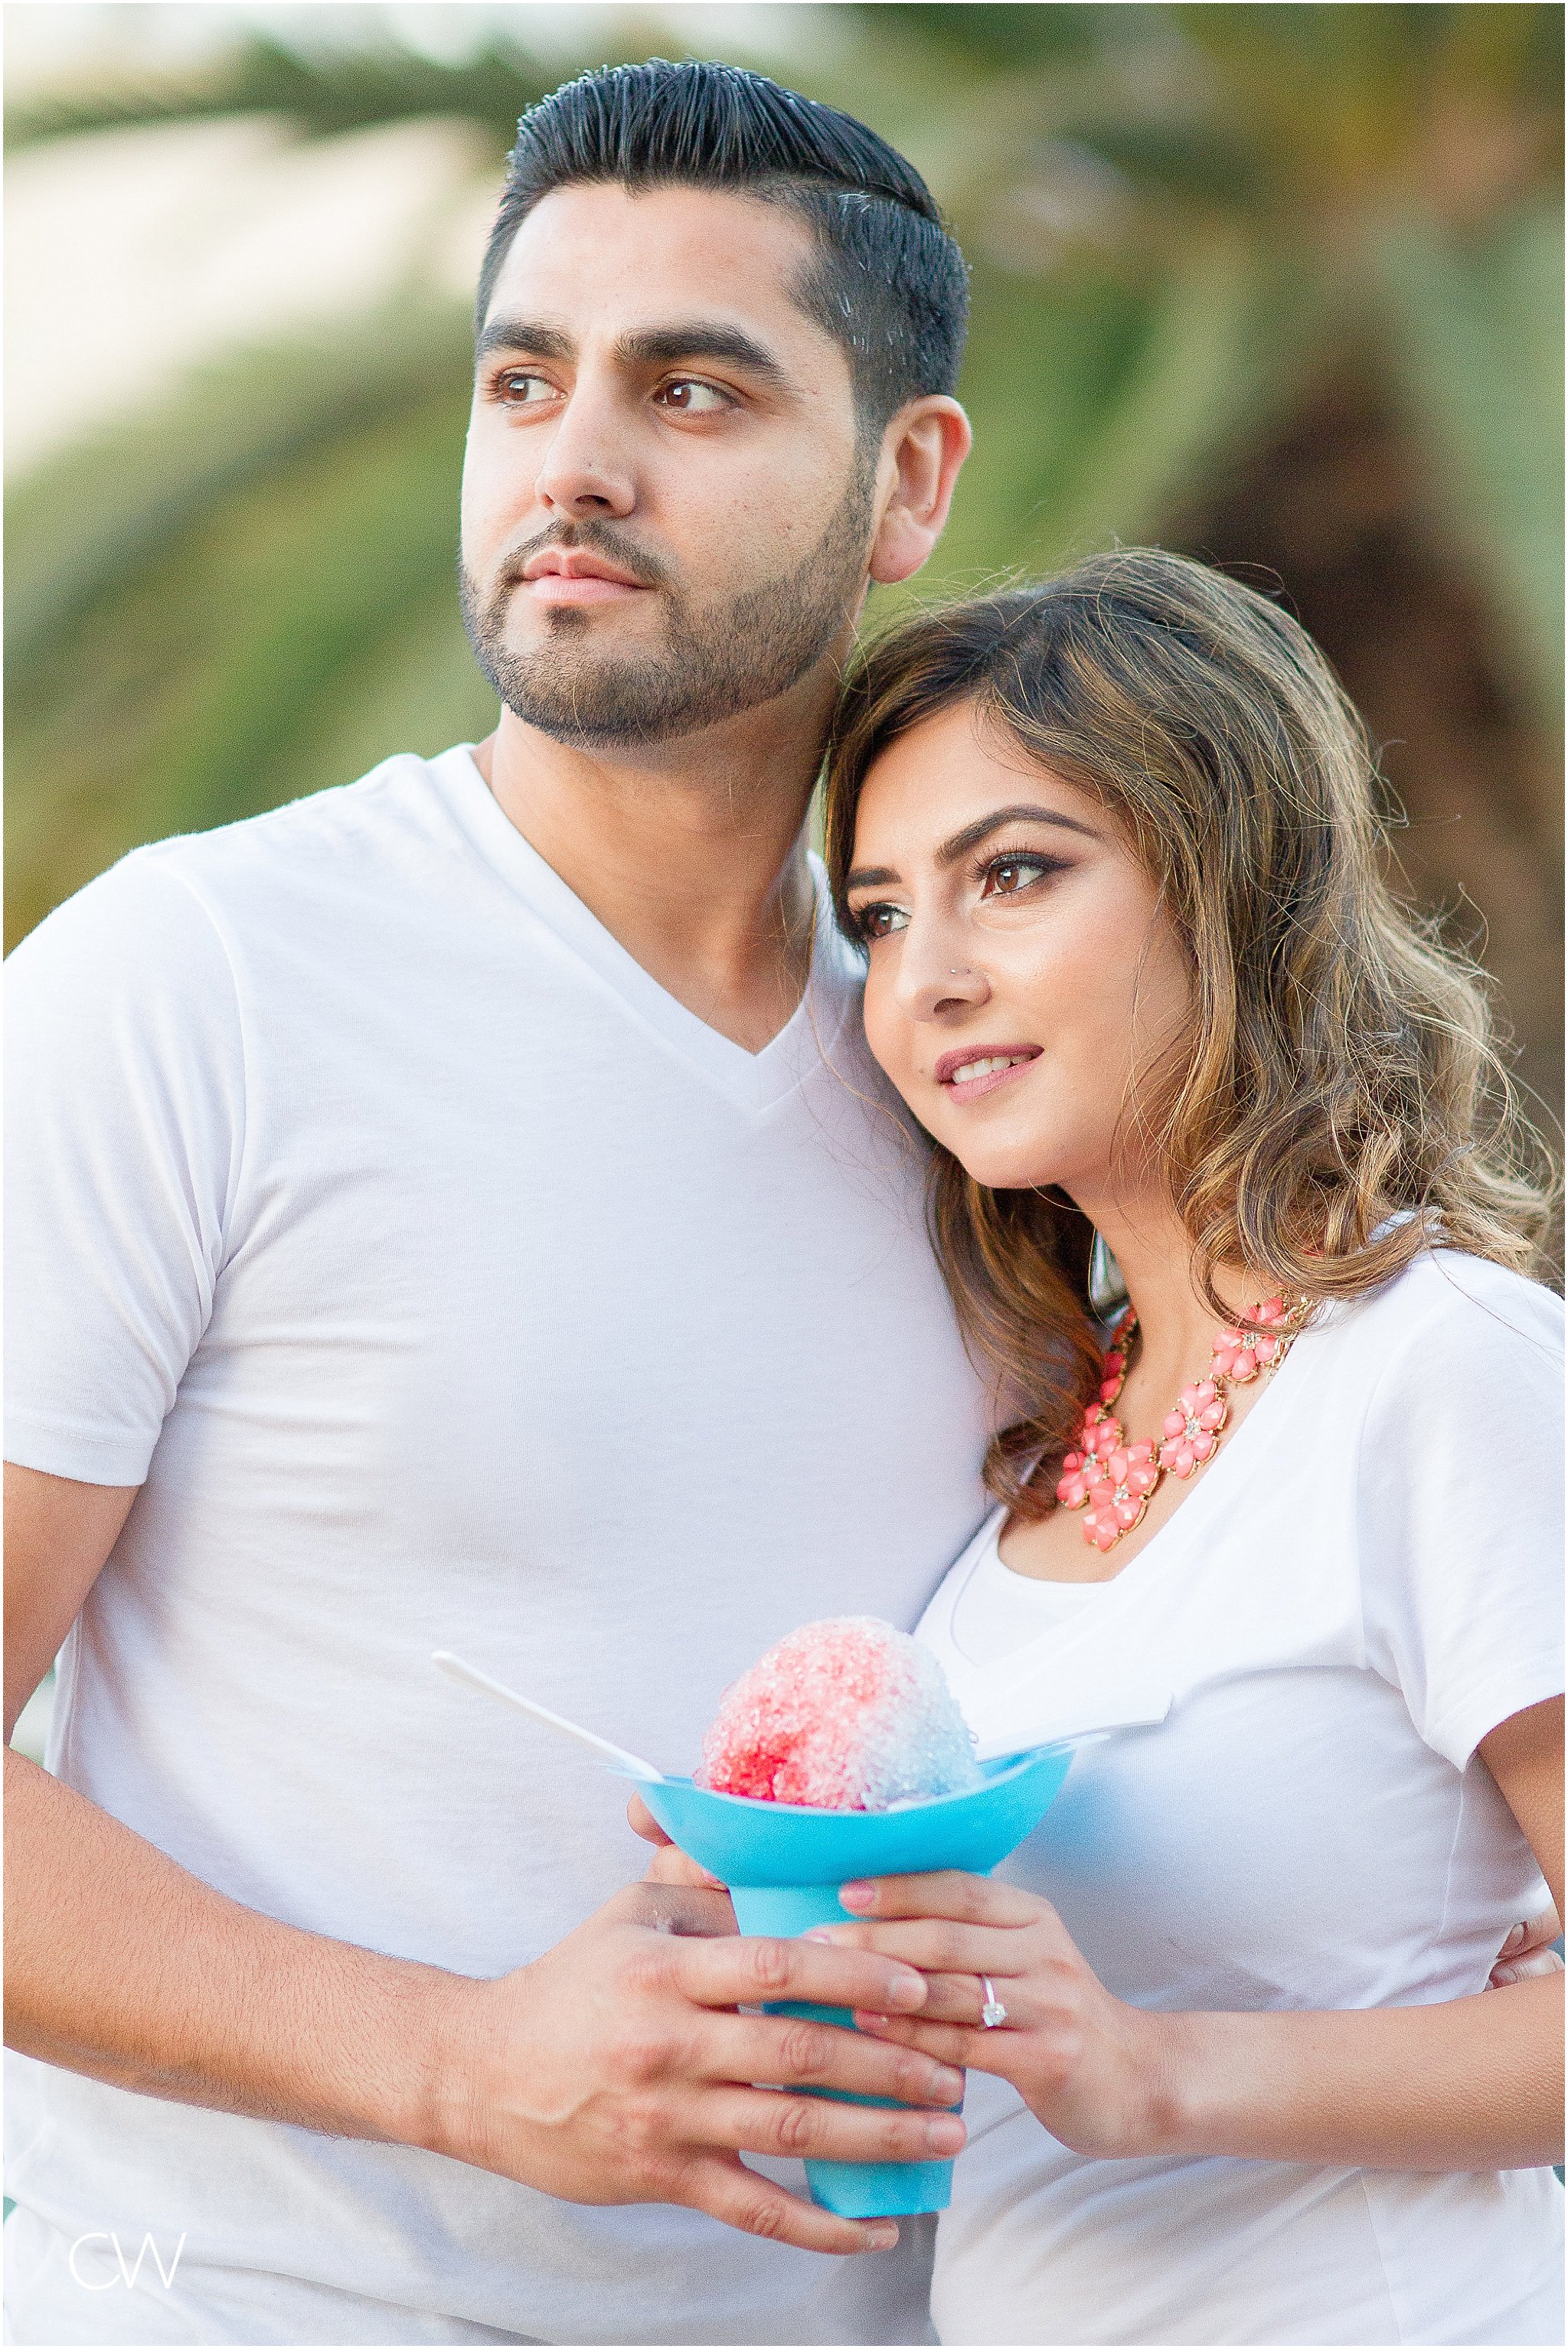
[{"xmin": 1056, "ymin": 1295, "xmax": 1307, "ymax": 1554}]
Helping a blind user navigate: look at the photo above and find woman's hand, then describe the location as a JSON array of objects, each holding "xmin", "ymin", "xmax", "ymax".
[{"xmin": 809, "ymin": 1870, "xmax": 1173, "ymax": 2160}]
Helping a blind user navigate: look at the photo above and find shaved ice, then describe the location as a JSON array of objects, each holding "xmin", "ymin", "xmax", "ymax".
[{"xmin": 696, "ymin": 1616, "xmax": 982, "ymax": 1811}]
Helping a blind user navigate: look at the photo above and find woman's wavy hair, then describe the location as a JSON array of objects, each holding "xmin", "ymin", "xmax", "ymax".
[{"xmin": 822, "ymin": 548, "xmax": 1557, "ymax": 1522}]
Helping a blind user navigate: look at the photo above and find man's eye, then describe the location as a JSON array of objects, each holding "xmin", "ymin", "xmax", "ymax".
[
  {"xmin": 496, "ymin": 371, "xmax": 558, "ymax": 404},
  {"xmin": 854, "ymin": 903, "xmax": 909, "ymax": 941},
  {"xmin": 655, "ymin": 379, "xmax": 732, "ymax": 414}
]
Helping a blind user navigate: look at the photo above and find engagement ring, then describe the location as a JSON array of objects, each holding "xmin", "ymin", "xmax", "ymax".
[{"xmin": 979, "ymin": 1976, "xmax": 1008, "ymax": 2028}]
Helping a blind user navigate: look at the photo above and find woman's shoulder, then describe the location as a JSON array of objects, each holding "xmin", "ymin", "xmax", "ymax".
[
  {"xmin": 1341, "ymin": 1253, "xmax": 1562, "ymax": 1772},
  {"xmin": 1324, "ymin": 1246, "xmax": 1562, "ymax": 1391},
  {"xmin": 1324, "ymin": 1252, "xmax": 1561, "ymax": 1542}
]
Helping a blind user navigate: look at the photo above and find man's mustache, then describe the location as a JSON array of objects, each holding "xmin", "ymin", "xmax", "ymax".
[{"xmin": 496, "ymin": 520, "xmax": 674, "ymax": 596}]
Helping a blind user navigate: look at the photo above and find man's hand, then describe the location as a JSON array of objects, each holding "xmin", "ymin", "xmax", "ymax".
[
  {"xmin": 628, "ymin": 1789, "xmax": 728, "ymax": 1893},
  {"xmin": 1489, "ymin": 1908, "xmax": 1563, "ymax": 1988},
  {"xmin": 435, "ymin": 1877, "xmax": 967, "ymax": 2256}
]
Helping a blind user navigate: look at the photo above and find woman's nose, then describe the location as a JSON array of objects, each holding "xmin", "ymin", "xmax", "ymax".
[{"xmin": 893, "ymin": 926, "xmax": 991, "ymax": 1021}]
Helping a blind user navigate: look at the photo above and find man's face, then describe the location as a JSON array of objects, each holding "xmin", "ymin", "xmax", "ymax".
[{"xmin": 460, "ymin": 181, "xmax": 877, "ymax": 748}]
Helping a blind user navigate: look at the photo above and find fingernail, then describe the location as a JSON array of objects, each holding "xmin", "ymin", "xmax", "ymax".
[
  {"xmin": 926, "ymin": 2116, "xmax": 965, "ymax": 2152},
  {"xmin": 887, "ymin": 1972, "xmax": 926, "ymax": 2011},
  {"xmin": 802, "ymin": 1928, "xmax": 835, "ymax": 1944},
  {"xmin": 1503, "ymin": 1922, "xmax": 1525, "ymax": 1949},
  {"xmin": 933, "ymin": 2067, "xmax": 964, "ymax": 2100},
  {"xmin": 840, "ymin": 1881, "xmax": 875, "ymax": 1910},
  {"xmin": 864, "ymin": 2225, "xmax": 900, "ymax": 2251},
  {"xmin": 856, "ymin": 2011, "xmax": 890, "ymax": 2030}
]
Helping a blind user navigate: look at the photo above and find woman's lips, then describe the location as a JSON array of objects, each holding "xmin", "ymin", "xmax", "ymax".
[{"xmin": 936, "ymin": 1045, "xmax": 1043, "ymax": 1103}]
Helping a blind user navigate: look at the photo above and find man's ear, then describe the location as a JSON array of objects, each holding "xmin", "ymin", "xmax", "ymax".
[{"xmin": 868, "ymin": 397, "xmax": 972, "ymax": 586}]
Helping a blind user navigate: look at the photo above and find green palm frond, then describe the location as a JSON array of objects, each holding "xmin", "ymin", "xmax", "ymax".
[
  {"xmin": 5, "ymin": 32, "xmax": 547, "ymax": 152},
  {"xmin": 1375, "ymin": 203, "xmax": 1564, "ymax": 711},
  {"xmin": 6, "ymin": 307, "xmax": 494, "ymax": 945},
  {"xmin": 922, "ymin": 234, "xmax": 1308, "ymax": 592}
]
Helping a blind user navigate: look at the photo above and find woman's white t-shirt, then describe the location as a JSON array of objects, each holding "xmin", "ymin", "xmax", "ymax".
[{"xmin": 916, "ymin": 1250, "xmax": 1564, "ymax": 2348}]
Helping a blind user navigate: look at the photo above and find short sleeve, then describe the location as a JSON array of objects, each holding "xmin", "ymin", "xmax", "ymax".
[
  {"xmin": 1359, "ymin": 1259, "xmax": 1564, "ymax": 1770},
  {"xmin": 5, "ymin": 851, "xmax": 247, "ymax": 1486}
]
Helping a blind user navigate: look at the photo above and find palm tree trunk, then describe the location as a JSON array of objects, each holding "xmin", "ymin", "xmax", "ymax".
[{"xmin": 1175, "ymin": 353, "xmax": 1564, "ymax": 1157}]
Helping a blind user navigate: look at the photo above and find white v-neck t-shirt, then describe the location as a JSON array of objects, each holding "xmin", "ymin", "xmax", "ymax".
[
  {"xmin": 945, "ymin": 1548, "xmax": 1107, "ymax": 1663},
  {"xmin": 4, "ymin": 746, "xmax": 993, "ymax": 2347},
  {"xmin": 916, "ymin": 1251, "xmax": 1563, "ymax": 2347}
]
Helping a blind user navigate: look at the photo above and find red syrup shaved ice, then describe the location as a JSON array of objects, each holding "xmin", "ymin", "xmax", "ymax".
[{"xmin": 696, "ymin": 1616, "xmax": 982, "ymax": 1811}]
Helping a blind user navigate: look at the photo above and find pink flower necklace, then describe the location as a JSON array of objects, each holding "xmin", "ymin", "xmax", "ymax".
[{"xmin": 1055, "ymin": 1294, "xmax": 1305, "ymax": 1554}]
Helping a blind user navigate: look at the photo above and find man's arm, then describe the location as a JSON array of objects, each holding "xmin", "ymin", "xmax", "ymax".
[
  {"xmin": 6, "ymin": 1464, "xmax": 965, "ymax": 2255},
  {"xmin": 5, "ymin": 1464, "xmax": 476, "ymax": 2145}
]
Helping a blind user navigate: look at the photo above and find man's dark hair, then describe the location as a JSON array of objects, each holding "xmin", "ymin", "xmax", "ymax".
[{"xmin": 476, "ymin": 58, "xmax": 969, "ymax": 428}]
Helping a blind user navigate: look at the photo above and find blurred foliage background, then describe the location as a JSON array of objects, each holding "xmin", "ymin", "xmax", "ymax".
[{"xmin": 6, "ymin": 1, "xmax": 1563, "ymax": 1132}]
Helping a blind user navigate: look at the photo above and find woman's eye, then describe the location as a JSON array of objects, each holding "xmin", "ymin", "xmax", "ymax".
[
  {"xmin": 854, "ymin": 902, "xmax": 909, "ymax": 941},
  {"xmin": 497, "ymin": 371, "xmax": 558, "ymax": 405},
  {"xmin": 982, "ymin": 854, "xmax": 1057, "ymax": 899},
  {"xmin": 655, "ymin": 379, "xmax": 732, "ymax": 414}
]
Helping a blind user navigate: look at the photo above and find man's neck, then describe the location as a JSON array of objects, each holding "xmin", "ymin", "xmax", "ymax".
[{"xmin": 472, "ymin": 671, "xmax": 836, "ymax": 1054}]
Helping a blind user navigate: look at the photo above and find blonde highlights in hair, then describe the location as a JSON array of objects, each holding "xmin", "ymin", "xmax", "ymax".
[{"xmin": 822, "ymin": 549, "xmax": 1554, "ymax": 1522}]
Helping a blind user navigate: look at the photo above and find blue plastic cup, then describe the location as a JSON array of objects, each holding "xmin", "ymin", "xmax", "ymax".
[{"xmin": 632, "ymin": 1744, "xmax": 1075, "ymax": 2217}]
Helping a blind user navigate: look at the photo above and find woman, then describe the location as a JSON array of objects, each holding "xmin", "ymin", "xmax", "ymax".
[{"xmin": 804, "ymin": 551, "xmax": 1563, "ymax": 2346}]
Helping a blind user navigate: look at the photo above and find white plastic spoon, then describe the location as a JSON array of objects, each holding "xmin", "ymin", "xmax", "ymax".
[{"xmin": 431, "ymin": 1649, "xmax": 666, "ymax": 1781}]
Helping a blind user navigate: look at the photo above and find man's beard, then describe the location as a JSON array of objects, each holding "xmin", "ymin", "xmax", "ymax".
[{"xmin": 459, "ymin": 465, "xmax": 877, "ymax": 748}]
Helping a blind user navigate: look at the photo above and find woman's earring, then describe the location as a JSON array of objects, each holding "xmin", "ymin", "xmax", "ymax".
[{"xmin": 1088, "ymin": 1230, "xmax": 1129, "ymax": 1318}]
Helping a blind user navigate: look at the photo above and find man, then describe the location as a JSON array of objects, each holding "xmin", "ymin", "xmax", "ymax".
[{"xmin": 5, "ymin": 60, "xmax": 987, "ymax": 2348}]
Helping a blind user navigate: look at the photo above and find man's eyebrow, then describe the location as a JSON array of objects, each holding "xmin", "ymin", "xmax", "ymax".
[
  {"xmin": 475, "ymin": 317, "xmax": 575, "ymax": 364},
  {"xmin": 475, "ymin": 314, "xmax": 795, "ymax": 393},
  {"xmin": 936, "ymin": 804, "xmax": 1101, "ymax": 863},
  {"xmin": 615, "ymin": 322, "xmax": 794, "ymax": 390}
]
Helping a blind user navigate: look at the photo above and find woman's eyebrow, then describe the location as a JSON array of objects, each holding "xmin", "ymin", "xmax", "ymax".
[
  {"xmin": 845, "ymin": 804, "xmax": 1099, "ymax": 894},
  {"xmin": 936, "ymin": 804, "xmax": 1100, "ymax": 863}
]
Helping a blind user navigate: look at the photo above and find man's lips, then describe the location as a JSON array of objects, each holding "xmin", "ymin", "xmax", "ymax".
[
  {"xmin": 520, "ymin": 548, "xmax": 652, "ymax": 606},
  {"xmin": 934, "ymin": 1044, "xmax": 1043, "ymax": 1103}
]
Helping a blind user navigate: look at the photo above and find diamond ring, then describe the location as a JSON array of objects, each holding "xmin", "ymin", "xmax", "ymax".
[{"xmin": 979, "ymin": 1975, "xmax": 1008, "ymax": 2028}]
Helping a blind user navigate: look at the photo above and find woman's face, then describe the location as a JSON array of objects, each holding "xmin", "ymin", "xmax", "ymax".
[{"xmin": 844, "ymin": 698, "xmax": 1194, "ymax": 1200}]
